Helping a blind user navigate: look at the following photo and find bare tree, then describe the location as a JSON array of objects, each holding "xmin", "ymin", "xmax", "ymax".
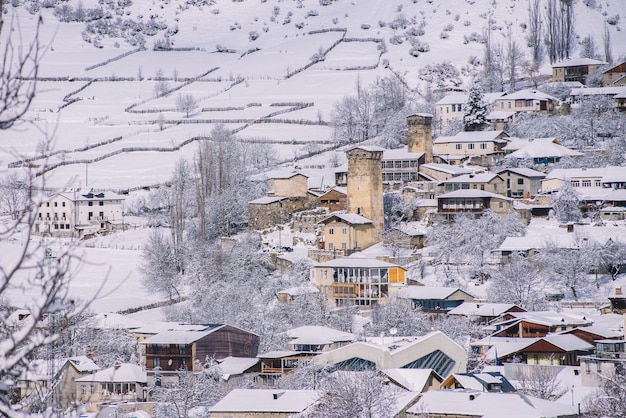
[
  {"xmin": 526, "ymin": 0, "xmax": 544, "ymax": 66},
  {"xmin": 602, "ymin": 23, "xmax": 612, "ymax": 64},
  {"xmin": 583, "ymin": 368, "xmax": 626, "ymax": 417},
  {"xmin": 0, "ymin": 171, "xmax": 29, "ymax": 220},
  {"xmin": 309, "ymin": 371, "xmax": 400, "ymax": 418},
  {"xmin": 0, "ymin": 13, "xmax": 42, "ymax": 129},
  {"xmin": 505, "ymin": 26, "xmax": 526, "ymax": 90},
  {"xmin": 487, "ymin": 254, "xmax": 548, "ymax": 311},
  {"xmin": 515, "ymin": 364, "xmax": 567, "ymax": 400},
  {"xmin": 176, "ymin": 94, "xmax": 198, "ymax": 118}
]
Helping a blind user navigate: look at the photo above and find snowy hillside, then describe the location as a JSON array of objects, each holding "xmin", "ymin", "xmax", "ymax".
[{"xmin": 1, "ymin": 0, "xmax": 625, "ymax": 190}]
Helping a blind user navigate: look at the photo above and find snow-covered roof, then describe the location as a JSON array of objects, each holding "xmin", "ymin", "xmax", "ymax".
[
  {"xmin": 210, "ymin": 389, "xmax": 320, "ymax": 413},
  {"xmin": 249, "ymin": 196, "xmax": 289, "ymax": 205},
  {"xmin": 433, "ymin": 130, "xmax": 506, "ymax": 144},
  {"xmin": 438, "ymin": 189, "xmax": 513, "ymax": 200},
  {"xmin": 542, "ymin": 335, "xmax": 594, "ymax": 352},
  {"xmin": 58, "ymin": 190, "xmax": 125, "ymax": 202},
  {"xmin": 93, "ymin": 313, "xmax": 144, "ymax": 330},
  {"xmin": 383, "ymin": 146, "xmax": 423, "ymax": 160},
  {"xmin": 66, "ymin": 356, "xmax": 100, "ymax": 373},
  {"xmin": 319, "ymin": 212, "xmax": 373, "ymax": 225},
  {"xmin": 506, "ymin": 137, "xmax": 583, "ymax": 159},
  {"xmin": 315, "ymin": 257, "xmax": 402, "ymax": 269},
  {"xmin": 497, "ymin": 89, "xmax": 559, "ymax": 102},
  {"xmin": 133, "ymin": 322, "xmax": 217, "ymax": 335},
  {"xmin": 552, "ymin": 58, "xmax": 606, "ymax": 67},
  {"xmin": 397, "ymin": 286, "xmax": 473, "ymax": 300},
  {"xmin": 495, "ymin": 167, "xmax": 546, "ymax": 178},
  {"xmin": 285, "ymin": 325, "xmax": 355, "ymax": 343},
  {"xmin": 276, "ymin": 286, "xmax": 320, "ymax": 296},
  {"xmin": 559, "ymin": 325, "xmax": 623, "ymax": 339},
  {"xmin": 408, "ymin": 389, "xmax": 578, "ymax": 417},
  {"xmin": 382, "ymin": 368, "xmax": 440, "ymax": 392},
  {"xmin": 448, "ymin": 302, "xmax": 522, "ymax": 317},
  {"xmin": 75, "ymin": 363, "xmax": 146, "ymax": 383},
  {"xmin": 440, "ymin": 172, "xmax": 501, "ymax": 184},
  {"xmin": 419, "ymin": 163, "xmax": 476, "ymax": 175},
  {"xmin": 436, "ymin": 92, "xmax": 504, "ymax": 105},
  {"xmin": 268, "ymin": 171, "xmax": 308, "ymax": 180},
  {"xmin": 346, "ymin": 145, "xmax": 385, "ymax": 153},
  {"xmin": 258, "ymin": 350, "xmax": 309, "ymax": 359},
  {"xmin": 140, "ymin": 327, "xmax": 224, "ymax": 345},
  {"xmin": 217, "ymin": 357, "xmax": 259, "ymax": 377},
  {"xmin": 486, "ymin": 110, "xmax": 516, "ymax": 120},
  {"xmin": 570, "ymin": 86, "xmax": 626, "ymax": 96}
]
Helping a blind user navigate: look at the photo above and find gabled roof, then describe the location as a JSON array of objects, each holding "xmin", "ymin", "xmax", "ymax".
[
  {"xmin": 506, "ymin": 137, "xmax": 583, "ymax": 159},
  {"xmin": 544, "ymin": 166, "xmax": 626, "ymax": 182},
  {"xmin": 433, "ymin": 130, "xmax": 507, "ymax": 144},
  {"xmin": 382, "ymin": 368, "xmax": 442, "ymax": 392},
  {"xmin": 217, "ymin": 357, "xmax": 259, "ymax": 378},
  {"xmin": 496, "ymin": 89, "xmax": 559, "ymax": 102},
  {"xmin": 346, "ymin": 145, "xmax": 385, "ymax": 153},
  {"xmin": 58, "ymin": 190, "xmax": 125, "ymax": 202},
  {"xmin": 284, "ymin": 325, "xmax": 355, "ymax": 344},
  {"xmin": 570, "ymin": 86, "xmax": 626, "ymax": 97},
  {"xmin": 440, "ymin": 172, "xmax": 502, "ymax": 184},
  {"xmin": 419, "ymin": 163, "xmax": 475, "ymax": 175},
  {"xmin": 408, "ymin": 389, "xmax": 578, "ymax": 417},
  {"xmin": 442, "ymin": 372, "xmax": 516, "ymax": 392},
  {"xmin": 448, "ymin": 302, "xmax": 523, "ymax": 317},
  {"xmin": 397, "ymin": 286, "xmax": 474, "ymax": 301},
  {"xmin": 249, "ymin": 196, "xmax": 288, "ymax": 205},
  {"xmin": 75, "ymin": 363, "xmax": 146, "ymax": 383},
  {"xmin": 551, "ymin": 57, "xmax": 606, "ymax": 67},
  {"xmin": 65, "ymin": 356, "xmax": 100, "ymax": 373},
  {"xmin": 319, "ymin": 212, "xmax": 373, "ymax": 226},
  {"xmin": 558, "ymin": 325, "xmax": 624, "ymax": 340},
  {"xmin": 210, "ymin": 389, "xmax": 320, "ymax": 413},
  {"xmin": 495, "ymin": 167, "xmax": 546, "ymax": 178},
  {"xmin": 139, "ymin": 324, "xmax": 258, "ymax": 344},
  {"xmin": 383, "ymin": 146, "xmax": 423, "ymax": 160},
  {"xmin": 268, "ymin": 171, "xmax": 308, "ymax": 180}
]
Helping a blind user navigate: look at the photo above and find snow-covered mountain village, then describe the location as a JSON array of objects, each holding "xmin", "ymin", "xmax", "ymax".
[{"xmin": 2, "ymin": 0, "xmax": 626, "ymax": 416}]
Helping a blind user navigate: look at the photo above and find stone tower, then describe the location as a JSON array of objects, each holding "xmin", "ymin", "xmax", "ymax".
[
  {"xmin": 406, "ymin": 113, "xmax": 433, "ymax": 163},
  {"xmin": 346, "ymin": 146, "xmax": 384, "ymax": 237}
]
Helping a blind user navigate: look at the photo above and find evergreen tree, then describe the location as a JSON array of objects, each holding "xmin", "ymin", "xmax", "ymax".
[{"xmin": 462, "ymin": 84, "xmax": 488, "ymax": 131}]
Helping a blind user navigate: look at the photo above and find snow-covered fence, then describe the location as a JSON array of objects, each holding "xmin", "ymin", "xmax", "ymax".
[{"xmin": 84, "ymin": 47, "xmax": 145, "ymax": 72}]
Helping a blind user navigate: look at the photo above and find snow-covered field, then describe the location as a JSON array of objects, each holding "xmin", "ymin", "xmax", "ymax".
[{"xmin": 2, "ymin": 0, "xmax": 626, "ymax": 315}]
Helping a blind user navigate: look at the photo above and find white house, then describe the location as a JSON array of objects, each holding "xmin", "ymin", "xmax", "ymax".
[{"xmin": 33, "ymin": 190, "xmax": 125, "ymax": 238}]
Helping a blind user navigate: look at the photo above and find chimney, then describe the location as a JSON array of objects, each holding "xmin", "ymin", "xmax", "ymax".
[{"xmin": 273, "ymin": 391, "xmax": 285, "ymax": 400}]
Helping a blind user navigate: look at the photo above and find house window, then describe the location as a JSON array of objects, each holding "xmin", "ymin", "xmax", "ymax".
[
  {"xmin": 81, "ymin": 385, "xmax": 87, "ymax": 395},
  {"xmin": 499, "ymin": 202, "xmax": 503, "ymax": 208},
  {"xmin": 455, "ymin": 144, "xmax": 462, "ymax": 150},
  {"xmin": 154, "ymin": 357, "xmax": 161, "ymax": 369},
  {"xmin": 341, "ymin": 243, "xmax": 347, "ymax": 249},
  {"xmin": 62, "ymin": 202, "xmax": 65, "ymax": 207},
  {"xmin": 99, "ymin": 201, "xmax": 104, "ymax": 206},
  {"xmin": 517, "ymin": 178, "xmax": 524, "ymax": 185},
  {"xmin": 582, "ymin": 180, "xmax": 591, "ymax": 187},
  {"xmin": 88, "ymin": 201, "xmax": 93, "ymax": 206},
  {"xmin": 342, "ymin": 228, "xmax": 347, "ymax": 234},
  {"xmin": 328, "ymin": 243, "xmax": 334, "ymax": 250},
  {"xmin": 90, "ymin": 385, "xmax": 94, "ymax": 394},
  {"xmin": 480, "ymin": 143, "xmax": 487, "ymax": 149},
  {"xmin": 468, "ymin": 143, "xmax": 475, "ymax": 150},
  {"xmin": 595, "ymin": 180, "xmax": 601, "ymax": 187},
  {"xmin": 328, "ymin": 228, "xmax": 334, "ymax": 235},
  {"xmin": 99, "ymin": 211, "xmax": 104, "ymax": 219},
  {"xmin": 571, "ymin": 180, "xmax": 580, "ymax": 187},
  {"xmin": 88, "ymin": 212, "xmax": 93, "ymax": 220},
  {"xmin": 46, "ymin": 202, "xmax": 50, "ymax": 207},
  {"xmin": 54, "ymin": 202, "xmax": 57, "ymax": 207},
  {"xmin": 66, "ymin": 224, "xmax": 70, "ymax": 229}
]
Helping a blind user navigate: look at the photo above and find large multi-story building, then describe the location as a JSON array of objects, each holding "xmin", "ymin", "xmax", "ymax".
[{"xmin": 33, "ymin": 190, "xmax": 125, "ymax": 238}]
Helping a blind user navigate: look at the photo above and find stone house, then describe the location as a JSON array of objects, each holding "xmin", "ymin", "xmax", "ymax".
[
  {"xmin": 74, "ymin": 363, "xmax": 147, "ymax": 405},
  {"xmin": 437, "ymin": 190, "xmax": 515, "ymax": 217},
  {"xmin": 603, "ymin": 61, "xmax": 626, "ymax": 86},
  {"xmin": 493, "ymin": 89, "xmax": 559, "ymax": 114},
  {"xmin": 495, "ymin": 167, "xmax": 546, "ymax": 198},
  {"xmin": 551, "ymin": 58, "xmax": 606, "ymax": 84},
  {"xmin": 318, "ymin": 212, "xmax": 376, "ymax": 253},
  {"xmin": 439, "ymin": 172, "xmax": 506, "ymax": 195},
  {"xmin": 432, "ymin": 131, "xmax": 509, "ymax": 163}
]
